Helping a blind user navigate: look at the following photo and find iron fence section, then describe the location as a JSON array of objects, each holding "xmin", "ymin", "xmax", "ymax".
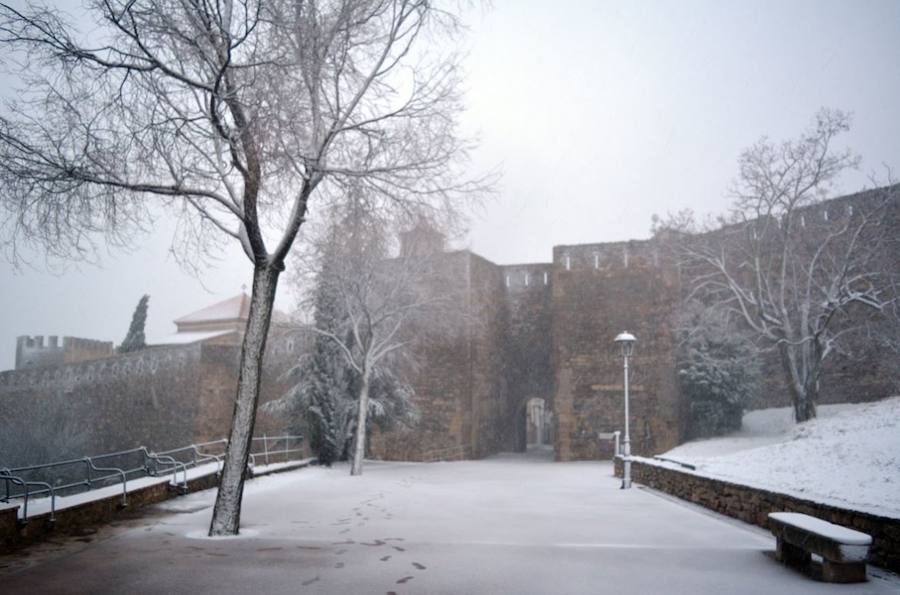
[{"xmin": 0, "ymin": 434, "xmax": 304, "ymax": 523}]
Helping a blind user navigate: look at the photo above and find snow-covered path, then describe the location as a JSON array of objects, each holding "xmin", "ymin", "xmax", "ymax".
[{"xmin": 2, "ymin": 453, "xmax": 897, "ymax": 594}]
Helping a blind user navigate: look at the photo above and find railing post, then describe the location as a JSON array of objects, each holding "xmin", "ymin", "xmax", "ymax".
[
  {"xmin": 263, "ymin": 434, "xmax": 269, "ymax": 466},
  {"xmin": 284, "ymin": 434, "xmax": 288, "ymax": 462},
  {"xmin": 84, "ymin": 458, "xmax": 92, "ymax": 489}
]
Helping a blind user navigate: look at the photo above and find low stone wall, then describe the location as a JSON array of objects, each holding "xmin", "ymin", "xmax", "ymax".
[
  {"xmin": 1, "ymin": 459, "xmax": 312, "ymax": 554},
  {"xmin": 615, "ymin": 457, "xmax": 900, "ymax": 573},
  {"xmin": 0, "ymin": 505, "xmax": 18, "ymax": 546}
]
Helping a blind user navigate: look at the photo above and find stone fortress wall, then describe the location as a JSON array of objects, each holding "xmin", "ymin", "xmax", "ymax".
[
  {"xmin": 371, "ymin": 185, "xmax": 898, "ymax": 462},
  {"xmin": 15, "ymin": 335, "xmax": 114, "ymax": 370},
  {"xmin": 0, "ymin": 332, "xmax": 305, "ymax": 468},
  {"xmin": 550, "ymin": 240, "xmax": 683, "ymax": 460},
  {"xmin": 1, "ymin": 186, "xmax": 897, "ymax": 467}
]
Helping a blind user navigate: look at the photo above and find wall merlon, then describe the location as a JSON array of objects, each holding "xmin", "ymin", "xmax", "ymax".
[
  {"xmin": 13, "ymin": 335, "xmax": 115, "ymax": 371},
  {"xmin": 501, "ymin": 263, "xmax": 553, "ymax": 290},
  {"xmin": 553, "ymin": 239, "xmax": 665, "ymax": 272}
]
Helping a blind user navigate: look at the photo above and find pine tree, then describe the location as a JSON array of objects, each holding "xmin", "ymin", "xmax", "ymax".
[{"xmin": 120, "ymin": 294, "xmax": 149, "ymax": 353}]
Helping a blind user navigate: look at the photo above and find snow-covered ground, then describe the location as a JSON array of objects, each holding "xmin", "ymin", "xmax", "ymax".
[
  {"xmin": 658, "ymin": 397, "xmax": 900, "ymax": 518},
  {"xmin": 4, "ymin": 454, "xmax": 898, "ymax": 594}
]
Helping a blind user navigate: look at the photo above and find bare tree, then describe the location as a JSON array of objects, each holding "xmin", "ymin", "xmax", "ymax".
[
  {"xmin": 663, "ymin": 109, "xmax": 899, "ymax": 422},
  {"xmin": 313, "ymin": 200, "xmax": 447, "ymax": 475},
  {"xmin": 0, "ymin": 0, "xmax": 483, "ymax": 534}
]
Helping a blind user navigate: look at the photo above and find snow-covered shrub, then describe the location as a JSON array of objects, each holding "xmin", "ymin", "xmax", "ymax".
[{"xmin": 677, "ymin": 303, "xmax": 761, "ymax": 438}]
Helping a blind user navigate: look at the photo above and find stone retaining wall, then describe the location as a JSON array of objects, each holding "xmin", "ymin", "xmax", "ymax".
[{"xmin": 615, "ymin": 457, "xmax": 900, "ymax": 573}]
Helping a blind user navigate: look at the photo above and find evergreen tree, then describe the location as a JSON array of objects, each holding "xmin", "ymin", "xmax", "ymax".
[
  {"xmin": 120, "ymin": 294, "xmax": 149, "ymax": 353},
  {"xmin": 300, "ymin": 267, "xmax": 356, "ymax": 466},
  {"xmin": 676, "ymin": 302, "xmax": 760, "ymax": 439}
]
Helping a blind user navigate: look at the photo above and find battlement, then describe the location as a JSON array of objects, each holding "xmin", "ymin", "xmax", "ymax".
[
  {"xmin": 501, "ymin": 263, "xmax": 553, "ymax": 291},
  {"xmin": 15, "ymin": 335, "xmax": 113, "ymax": 370},
  {"xmin": 553, "ymin": 239, "xmax": 665, "ymax": 272}
]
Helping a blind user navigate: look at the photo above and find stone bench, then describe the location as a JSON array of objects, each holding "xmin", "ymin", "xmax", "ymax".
[{"xmin": 768, "ymin": 512, "xmax": 872, "ymax": 583}]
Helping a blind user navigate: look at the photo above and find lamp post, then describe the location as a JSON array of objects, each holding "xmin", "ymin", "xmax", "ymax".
[{"xmin": 614, "ymin": 331, "xmax": 636, "ymax": 489}]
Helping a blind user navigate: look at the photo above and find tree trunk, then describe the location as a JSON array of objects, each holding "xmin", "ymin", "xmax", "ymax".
[
  {"xmin": 795, "ymin": 379, "xmax": 818, "ymax": 423},
  {"xmin": 350, "ymin": 369, "xmax": 371, "ymax": 476},
  {"xmin": 209, "ymin": 264, "xmax": 281, "ymax": 536},
  {"xmin": 779, "ymin": 343, "xmax": 818, "ymax": 423}
]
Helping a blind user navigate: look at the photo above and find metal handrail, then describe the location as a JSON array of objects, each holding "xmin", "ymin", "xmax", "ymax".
[
  {"xmin": 0, "ymin": 469, "xmax": 55, "ymax": 522},
  {"xmin": 1, "ymin": 434, "xmax": 303, "ymax": 522},
  {"xmin": 141, "ymin": 449, "xmax": 188, "ymax": 489}
]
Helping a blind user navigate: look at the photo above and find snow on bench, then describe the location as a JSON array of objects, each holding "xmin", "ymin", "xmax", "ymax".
[{"xmin": 768, "ymin": 512, "xmax": 872, "ymax": 583}]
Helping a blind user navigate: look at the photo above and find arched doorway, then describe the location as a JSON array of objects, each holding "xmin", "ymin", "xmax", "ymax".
[{"xmin": 525, "ymin": 397, "xmax": 553, "ymax": 450}]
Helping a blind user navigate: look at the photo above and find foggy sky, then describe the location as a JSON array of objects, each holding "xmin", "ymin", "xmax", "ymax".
[{"xmin": 1, "ymin": 0, "xmax": 899, "ymax": 370}]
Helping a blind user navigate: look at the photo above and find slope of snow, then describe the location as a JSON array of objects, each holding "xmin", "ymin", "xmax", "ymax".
[
  {"xmin": 664, "ymin": 403, "xmax": 856, "ymax": 458},
  {"xmin": 658, "ymin": 397, "xmax": 900, "ymax": 519}
]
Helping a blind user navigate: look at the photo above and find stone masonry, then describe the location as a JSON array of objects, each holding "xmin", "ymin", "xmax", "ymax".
[
  {"xmin": 2, "ymin": 187, "xmax": 898, "ymax": 467},
  {"xmin": 371, "ymin": 186, "xmax": 898, "ymax": 462},
  {"xmin": 614, "ymin": 457, "xmax": 900, "ymax": 573}
]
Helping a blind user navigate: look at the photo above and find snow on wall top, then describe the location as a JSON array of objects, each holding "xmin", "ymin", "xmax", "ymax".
[
  {"xmin": 155, "ymin": 330, "xmax": 236, "ymax": 345},
  {"xmin": 175, "ymin": 293, "xmax": 250, "ymax": 324}
]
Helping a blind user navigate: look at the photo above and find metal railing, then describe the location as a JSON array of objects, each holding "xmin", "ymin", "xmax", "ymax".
[
  {"xmin": 250, "ymin": 434, "xmax": 306, "ymax": 468},
  {"xmin": 1, "ymin": 434, "xmax": 304, "ymax": 523}
]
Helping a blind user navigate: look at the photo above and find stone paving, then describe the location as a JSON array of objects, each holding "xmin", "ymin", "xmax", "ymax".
[{"xmin": 1, "ymin": 451, "xmax": 897, "ymax": 594}]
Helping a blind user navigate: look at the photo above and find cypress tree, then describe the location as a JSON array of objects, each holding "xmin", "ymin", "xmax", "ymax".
[{"xmin": 120, "ymin": 294, "xmax": 149, "ymax": 353}]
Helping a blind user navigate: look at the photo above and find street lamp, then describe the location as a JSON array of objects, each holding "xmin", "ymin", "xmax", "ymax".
[{"xmin": 614, "ymin": 331, "xmax": 636, "ymax": 489}]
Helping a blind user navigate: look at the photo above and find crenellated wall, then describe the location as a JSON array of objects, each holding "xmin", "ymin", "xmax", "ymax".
[
  {"xmin": 0, "ymin": 337, "xmax": 304, "ymax": 467},
  {"xmin": 369, "ymin": 250, "xmax": 514, "ymax": 461},
  {"xmin": 3, "ymin": 187, "xmax": 896, "ymax": 467},
  {"xmin": 550, "ymin": 240, "xmax": 683, "ymax": 460},
  {"xmin": 15, "ymin": 335, "xmax": 114, "ymax": 370},
  {"xmin": 501, "ymin": 263, "xmax": 554, "ymax": 451}
]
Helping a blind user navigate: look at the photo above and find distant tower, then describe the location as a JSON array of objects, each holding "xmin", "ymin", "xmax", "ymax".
[{"xmin": 398, "ymin": 222, "xmax": 446, "ymax": 257}]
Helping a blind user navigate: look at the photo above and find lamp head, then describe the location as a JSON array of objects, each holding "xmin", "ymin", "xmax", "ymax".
[{"xmin": 614, "ymin": 331, "xmax": 636, "ymax": 357}]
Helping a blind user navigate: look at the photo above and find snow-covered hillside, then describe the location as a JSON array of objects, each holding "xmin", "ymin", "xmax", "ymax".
[{"xmin": 658, "ymin": 397, "xmax": 900, "ymax": 519}]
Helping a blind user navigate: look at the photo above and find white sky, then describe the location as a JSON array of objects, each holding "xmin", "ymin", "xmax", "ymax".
[{"xmin": 1, "ymin": 0, "xmax": 899, "ymax": 370}]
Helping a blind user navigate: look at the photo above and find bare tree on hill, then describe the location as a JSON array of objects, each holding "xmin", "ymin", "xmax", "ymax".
[
  {"xmin": 0, "ymin": 0, "xmax": 486, "ymax": 535},
  {"xmin": 657, "ymin": 109, "xmax": 899, "ymax": 422}
]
